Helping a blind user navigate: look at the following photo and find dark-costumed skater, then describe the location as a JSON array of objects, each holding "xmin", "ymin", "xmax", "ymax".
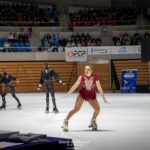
[
  {"xmin": 38, "ymin": 63, "xmax": 65, "ymax": 113},
  {"xmin": 0, "ymin": 74, "xmax": 3, "ymax": 108},
  {"xmin": 62, "ymin": 65, "xmax": 109, "ymax": 131},
  {"xmin": 0, "ymin": 69, "xmax": 22, "ymax": 110}
]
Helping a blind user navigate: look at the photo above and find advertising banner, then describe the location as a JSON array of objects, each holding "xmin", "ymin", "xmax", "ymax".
[
  {"xmin": 88, "ymin": 46, "xmax": 110, "ymax": 55},
  {"xmin": 121, "ymin": 69, "xmax": 138, "ymax": 93},
  {"xmin": 111, "ymin": 46, "xmax": 135, "ymax": 54},
  {"xmin": 134, "ymin": 45, "xmax": 141, "ymax": 54},
  {"xmin": 65, "ymin": 47, "xmax": 87, "ymax": 62}
]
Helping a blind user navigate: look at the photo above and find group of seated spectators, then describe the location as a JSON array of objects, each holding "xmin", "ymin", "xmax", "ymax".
[
  {"xmin": 0, "ymin": 32, "xmax": 31, "ymax": 52},
  {"xmin": 40, "ymin": 33, "xmax": 102, "ymax": 52},
  {"xmin": 8, "ymin": 32, "xmax": 30, "ymax": 42},
  {"xmin": 69, "ymin": 7, "xmax": 137, "ymax": 27},
  {"xmin": 0, "ymin": 3, "xmax": 59, "ymax": 26},
  {"xmin": 113, "ymin": 32, "xmax": 150, "ymax": 46}
]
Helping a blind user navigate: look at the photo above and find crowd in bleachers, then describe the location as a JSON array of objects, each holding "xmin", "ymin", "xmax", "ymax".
[
  {"xmin": 0, "ymin": 32, "xmax": 31, "ymax": 52},
  {"xmin": 40, "ymin": 33, "xmax": 102, "ymax": 52},
  {"xmin": 0, "ymin": 3, "xmax": 59, "ymax": 26},
  {"xmin": 113, "ymin": 32, "xmax": 150, "ymax": 46},
  {"xmin": 69, "ymin": 7, "xmax": 137, "ymax": 27}
]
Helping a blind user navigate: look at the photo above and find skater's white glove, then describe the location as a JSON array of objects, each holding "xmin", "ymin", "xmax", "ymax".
[
  {"xmin": 59, "ymin": 80, "xmax": 62, "ymax": 84},
  {"xmin": 16, "ymin": 80, "xmax": 20, "ymax": 83},
  {"xmin": 37, "ymin": 84, "xmax": 42, "ymax": 90},
  {"xmin": 59, "ymin": 80, "xmax": 66, "ymax": 85}
]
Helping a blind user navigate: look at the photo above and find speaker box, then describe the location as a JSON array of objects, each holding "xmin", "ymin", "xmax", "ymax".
[{"xmin": 141, "ymin": 39, "xmax": 150, "ymax": 62}]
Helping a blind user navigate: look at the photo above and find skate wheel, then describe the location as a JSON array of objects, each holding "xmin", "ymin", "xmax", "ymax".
[
  {"xmin": 63, "ymin": 128, "xmax": 68, "ymax": 132},
  {"xmin": 0, "ymin": 108, "xmax": 6, "ymax": 111},
  {"xmin": 92, "ymin": 128, "xmax": 97, "ymax": 131},
  {"xmin": 61, "ymin": 126, "xmax": 68, "ymax": 131}
]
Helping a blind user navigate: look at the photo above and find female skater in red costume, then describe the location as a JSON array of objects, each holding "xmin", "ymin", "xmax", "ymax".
[{"xmin": 62, "ymin": 65, "xmax": 109, "ymax": 131}]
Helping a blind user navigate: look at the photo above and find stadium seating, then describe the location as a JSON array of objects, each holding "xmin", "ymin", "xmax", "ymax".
[
  {"xmin": 112, "ymin": 31, "xmax": 150, "ymax": 46},
  {"xmin": 0, "ymin": 3, "xmax": 59, "ymax": 26},
  {"xmin": 40, "ymin": 32, "xmax": 102, "ymax": 51},
  {"xmin": 68, "ymin": 7, "xmax": 138, "ymax": 27}
]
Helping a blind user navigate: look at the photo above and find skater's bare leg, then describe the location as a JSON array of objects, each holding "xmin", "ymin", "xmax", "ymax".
[
  {"xmin": 62, "ymin": 95, "xmax": 84, "ymax": 131},
  {"xmin": 88, "ymin": 99, "xmax": 100, "ymax": 119},
  {"xmin": 88, "ymin": 100, "xmax": 100, "ymax": 130},
  {"xmin": 65, "ymin": 94, "xmax": 84, "ymax": 120}
]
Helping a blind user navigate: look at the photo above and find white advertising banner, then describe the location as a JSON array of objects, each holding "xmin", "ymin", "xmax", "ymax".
[
  {"xmin": 65, "ymin": 46, "xmax": 141, "ymax": 62},
  {"xmin": 88, "ymin": 46, "xmax": 110, "ymax": 55},
  {"xmin": 111, "ymin": 46, "xmax": 135, "ymax": 54},
  {"xmin": 134, "ymin": 45, "xmax": 141, "ymax": 54},
  {"xmin": 65, "ymin": 47, "xmax": 87, "ymax": 62}
]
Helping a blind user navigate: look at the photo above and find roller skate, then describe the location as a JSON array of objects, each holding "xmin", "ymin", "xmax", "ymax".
[
  {"xmin": 61, "ymin": 119, "xmax": 68, "ymax": 132},
  {"xmin": 53, "ymin": 107, "xmax": 59, "ymax": 114},
  {"xmin": 17, "ymin": 104, "xmax": 22, "ymax": 110},
  {"xmin": 88, "ymin": 119, "xmax": 98, "ymax": 131},
  {"xmin": 45, "ymin": 106, "xmax": 49, "ymax": 113},
  {"xmin": 0, "ymin": 104, "xmax": 6, "ymax": 110}
]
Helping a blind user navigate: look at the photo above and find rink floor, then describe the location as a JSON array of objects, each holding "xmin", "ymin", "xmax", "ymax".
[{"xmin": 0, "ymin": 93, "xmax": 150, "ymax": 150}]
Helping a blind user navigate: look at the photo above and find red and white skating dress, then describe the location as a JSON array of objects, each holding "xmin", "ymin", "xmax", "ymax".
[{"xmin": 79, "ymin": 73, "xmax": 99, "ymax": 101}]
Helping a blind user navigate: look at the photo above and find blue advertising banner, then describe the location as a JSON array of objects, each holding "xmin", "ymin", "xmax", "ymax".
[{"xmin": 121, "ymin": 69, "xmax": 138, "ymax": 93}]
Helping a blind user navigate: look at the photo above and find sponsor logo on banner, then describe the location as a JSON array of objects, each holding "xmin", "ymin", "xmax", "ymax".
[
  {"xmin": 88, "ymin": 47, "xmax": 110, "ymax": 55},
  {"xmin": 65, "ymin": 47, "xmax": 87, "ymax": 62},
  {"xmin": 124, "ymin": 72, "xmax": 135, "ymax": 79},
  {"xmin": 134, "ymin": 45, "xmax": 141, "ymax": 54},
  {"xmin": 118, "ymin": 46, "xmax": 127, "ymax": 53},
  {"xmin": 121, "ymin": 69, "xmax": 138, "ymax": 93},
  {"xmin": 111, "ymin": 46, "xmax": 135, "ymax": 54}
]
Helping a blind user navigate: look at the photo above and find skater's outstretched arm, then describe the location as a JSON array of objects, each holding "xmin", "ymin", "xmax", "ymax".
[
  {"xmin": 10, "ymin": 75, "xmax": 19, "ymax": 83},
  {"xmin": 65, "ymin": 76, "xmax": 81, "ymax": 96},
  {"xmin": 51, "ymin": 70, "xmax": 64, "ymax": 84},
  {"xmin": 96, "ymin": 80, "xmax": 109, "ymax": 104},
  {"xmin": 52, "ymin": 70, "xmax": 61, "ymax": 81},
  {"xmin": 10, "ymin": 75, "xmax": 17, "ymax": 80},
  {"xmin": 0, "ymin": 74, "xmax": 2, "ymax": 94},
  {"xmin": 38, "ymin": 71, "xmax": 44, "ymax": 90}
]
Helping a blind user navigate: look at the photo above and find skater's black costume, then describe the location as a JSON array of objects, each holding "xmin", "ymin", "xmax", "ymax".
[
  {"xmin": 39, "ymin": 63, "xmax": 63, "ymax": 113},
  {"xmin": 0, "ymin": 71, "xmax": 21, "ymax": 110},
  {"xmin": 0, "ymin": 74, "xmax": 3, "ymax": 108}
]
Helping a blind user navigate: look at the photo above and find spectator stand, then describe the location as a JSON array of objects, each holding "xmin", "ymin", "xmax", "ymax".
[
  {"xmin": 0, "ymin": 2, "xmax": 59, "ymax": 26},
  {"xmin": 68, "ymin": 6, "xmax": 138, "ymax": 28},
  {"xmin": 112, "ymin": 30, "xmax": 150, "ymax": 46},
  {"xmin": 39, "ymin": 32, "xmax": 102, "ymax": 52},
  {"xmin": 0, "ymin": 32, "xmax": 31, "ymax": 52}
]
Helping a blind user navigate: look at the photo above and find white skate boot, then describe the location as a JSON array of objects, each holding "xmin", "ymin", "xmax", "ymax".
[
  {"xmin": 61, "ymin": 119, "xmax": 69, "ymax": 132},
  {"xmin": 88, "ymin": 119, "xmax": 98, "ymax": 131}
]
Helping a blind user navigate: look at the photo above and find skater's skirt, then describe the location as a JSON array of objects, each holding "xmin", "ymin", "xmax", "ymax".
[{"xmin": 79, "ymin": 89, "xmax": 96, "ymax": 101}]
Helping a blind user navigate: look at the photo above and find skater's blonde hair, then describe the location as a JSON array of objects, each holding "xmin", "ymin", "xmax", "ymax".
[{"xmin": 84, "ymin": 65, "xmax": 94, "ymax": 71}]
